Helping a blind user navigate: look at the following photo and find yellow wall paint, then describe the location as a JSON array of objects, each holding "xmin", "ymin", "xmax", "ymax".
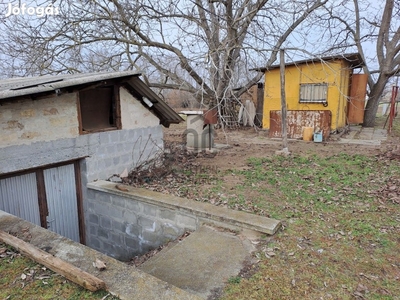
[{"xmin": 263, "ymin": 60, "xmax": 352, "ymax": 131}]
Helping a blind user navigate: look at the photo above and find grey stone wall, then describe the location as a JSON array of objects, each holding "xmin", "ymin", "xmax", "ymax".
[
  {"xmin": 0, "ymin": 125, "xmax": 163, "ymax": 177},
  {"xmin": 86, "ymin": 189, "xmax": 197, "ymax": 261}
]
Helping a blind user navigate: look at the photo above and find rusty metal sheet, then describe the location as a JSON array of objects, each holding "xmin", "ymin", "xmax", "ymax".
[
  {"xmin": 347, "ymin": 74, "xmax": 368, "ymax": 124},
  {"xmin": 203, "ymin": 108, "xmax": 218, "ymax": 124},
  {"xmin": 269, "ymin": 110, "xmax": 332, "ymax": 139}
]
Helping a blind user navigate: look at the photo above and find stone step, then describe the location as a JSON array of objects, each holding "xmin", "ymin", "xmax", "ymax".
[{"xmin": 139, "ymin": 225, "xmax": 260, "ymax": 299}]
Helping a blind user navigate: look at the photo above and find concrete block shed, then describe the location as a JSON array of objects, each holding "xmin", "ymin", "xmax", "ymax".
[{"xmin": 0, "ymin": 71, "xmax": 183, "ymax": 249}]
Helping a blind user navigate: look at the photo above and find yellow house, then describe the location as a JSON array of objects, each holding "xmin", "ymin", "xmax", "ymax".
[{"xmin": 259, "ymin": 54, "xmax": 366, "ymax": 139}]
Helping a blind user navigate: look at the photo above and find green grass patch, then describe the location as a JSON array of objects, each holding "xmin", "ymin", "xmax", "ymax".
[
  {"xmin": 203, "ymin": 152, "xmax": 400, "ymax": 300},
  {"xmin": 0, "ymin": 244, "xmax": 118, "ymax": 300}
]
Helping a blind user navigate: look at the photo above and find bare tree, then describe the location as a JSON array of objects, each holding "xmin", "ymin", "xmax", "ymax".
[
  {"xmin": 0, "ymin": 0, "xmax": 326, "ymax": 125},
  {"xmin": 317, "ymin": 0, "xmax": 400, "ymax": 127}
]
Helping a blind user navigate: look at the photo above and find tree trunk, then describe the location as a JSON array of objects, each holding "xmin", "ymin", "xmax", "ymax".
[
  {"xmin": 363, "ymin": 75, "xmax": 388, "ymax": 127},
  {"xmin": 280, "ymin": 49, "xmax": 288, "ymax": 152}
]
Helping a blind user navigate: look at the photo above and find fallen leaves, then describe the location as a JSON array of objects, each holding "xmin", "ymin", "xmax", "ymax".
[
  {"xmin": 353, "ymin": 283, "xmax": 369, "ymax": 299},
  {"xmin": 93, "ymin": 258, "xmax": 107, "ymax": 271},
  {"xmin": 1, "ymin": 242, "xmax": 61, "ymax": 290},
  {"xmin": 127, "ymin": 231, "xmax": 192, "ymax": 267}
]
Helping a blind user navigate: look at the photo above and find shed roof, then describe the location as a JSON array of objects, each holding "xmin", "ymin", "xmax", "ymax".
[
  {"xmin": 255, "ymin": 53, "xmax": 364, "ymax": 72},
  {"xmin": 0, "ymin": 71, "xmax": 183, "ymax": 127}
]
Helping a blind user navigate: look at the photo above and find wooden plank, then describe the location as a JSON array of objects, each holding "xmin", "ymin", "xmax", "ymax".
[
  {"xmin": 0, "ymin": 230, "xmax": 106, "ymax": 292},
  {"xmin": 74, "ymin": 160, "xmax": 86, "ymax": 245},
  {"xmin": 35, "ymin": 170, "xmax": 48, "ymax": 229}
]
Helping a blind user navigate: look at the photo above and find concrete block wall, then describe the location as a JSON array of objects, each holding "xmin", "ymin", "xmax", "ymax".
[
  {"xmin": 82, "ymin": 126, "xmax": 164, "ymax": 183},
  {"xmin": 86, "ymin": 188, "xmax": 197, "ymax": 261},
  {"xmin": 0, "ymin": 125, "xmax": 163, "ymax": 177}
]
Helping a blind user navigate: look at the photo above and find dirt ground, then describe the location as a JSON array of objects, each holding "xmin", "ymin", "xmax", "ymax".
[{"xmin": 163, "ymin": 122, "xmax": 393, "ymax": 171}]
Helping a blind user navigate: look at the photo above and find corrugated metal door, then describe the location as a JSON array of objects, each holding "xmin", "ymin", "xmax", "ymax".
[
  {"xmin": 0, "ymin": 172, "xmax": 41, "ymax": 226},
  {"xmin": 44, "ymin": 164, "xmax": 80, "ymax": 242}
]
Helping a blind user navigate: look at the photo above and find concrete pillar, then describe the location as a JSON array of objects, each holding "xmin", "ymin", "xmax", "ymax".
[{"xmin": 181, "ymin": 111, "xmax": 214, "ymax": 150}]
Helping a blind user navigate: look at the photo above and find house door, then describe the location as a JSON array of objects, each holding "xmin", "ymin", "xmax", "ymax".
[
  {"xmin": 0, "ymin": 162, "xmax": 84, "ymax": 243},
  {"xmin": 0, "ymin": 172, "xmax": 41, "ymax": 226},
  {"xmin": 43, "ymin": 164, "xmax": 80, "ymax": 243}
]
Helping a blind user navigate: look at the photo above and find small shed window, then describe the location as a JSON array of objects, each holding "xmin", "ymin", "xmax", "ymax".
[
  {"xmin": 299, "ymin": 83, "xmax": 328, "ymax": 104},
  {"xmin": 78, "ymin": 86, "xmax": 121, "ymax": 133}
]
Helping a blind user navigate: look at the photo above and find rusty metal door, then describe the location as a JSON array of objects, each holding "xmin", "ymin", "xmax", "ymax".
[
  {"xmin": 44, "ymin": 164, "xmax": 80, "ymax": 243},
  {"xmin": 347, "ymin": 74, "xmax": 368, "ymax": 124}
]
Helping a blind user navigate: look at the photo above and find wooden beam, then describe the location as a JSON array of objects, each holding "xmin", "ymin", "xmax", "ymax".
[{"xmin": 0, "ymin": 230, "xmax": 106, "ymax": 292}]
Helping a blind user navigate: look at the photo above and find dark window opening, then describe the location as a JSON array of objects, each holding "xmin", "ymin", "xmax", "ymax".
[{"xmin": 79, "ymin": 86, "xmax": 120, "ymax": 132}]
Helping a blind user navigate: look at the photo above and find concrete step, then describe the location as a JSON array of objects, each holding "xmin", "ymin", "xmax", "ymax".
[{"xmin": 139, "ymin": 225, "xmax": 260, "ymax": 299}]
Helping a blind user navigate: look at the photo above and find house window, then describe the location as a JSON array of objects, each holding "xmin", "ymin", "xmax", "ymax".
[
  {"xmin": 78, "ymin": 86, "xmax": 121, "ymax": 133},
  {"xmin": 299, "ymin": 83, "xmax": 328, "ymax": 104}
]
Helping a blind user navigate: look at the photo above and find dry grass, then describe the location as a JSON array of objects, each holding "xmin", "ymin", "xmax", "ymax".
[
  {"xmin": 0, "ymin": 243, "xmax": 117, "ymax": 299},
  {"xmin": 219, "ymin": 118, "xmax": 400, "ymax": 299},
  {"xmin": 159, "ymin": 116, "xmax": 400, "ymax": 300}
]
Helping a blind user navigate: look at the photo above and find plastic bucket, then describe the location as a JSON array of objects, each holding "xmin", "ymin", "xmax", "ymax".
[
  {"xmin": 314, "ymin": 132, "xmax": 323, "ymax": 142},
  {"xmin": 302, "ymin": 127, "xmax": 314, "ymax": 141}
]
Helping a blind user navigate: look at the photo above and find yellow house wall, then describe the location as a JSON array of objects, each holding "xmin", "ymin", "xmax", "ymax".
[{"xmin": 262, "ymin": 60, "xmax": 351, "ymax": 131}]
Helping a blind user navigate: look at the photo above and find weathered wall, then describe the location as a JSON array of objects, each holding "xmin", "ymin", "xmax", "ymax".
[
  {"xmin": 86, "ymin": 180, "xmax": 281, "ymax": 261},
  {"xmin": 0, "ymin": 93, "xmax": 79, "ymax": 147},
  {"xmin": 263, "ymin": 60, "xmax": 352, "ymax": 131},
  {"xmin": 239, "ymin": 84, "xmax": 258, "ymax": 105},
  {"xmin": 120, "ymin": 87, "xmax": 160, "ymax": 129},
  {"xmin": 85, "ymin": 188, "xmax": 197, "ymax": 261},
  {"xmin": 0, "ymin": 87, "xmax": 160, "ymax": 148},
  {"xmin": 0, "ymin": 126, "xmax": 163, "ymax": 178}
]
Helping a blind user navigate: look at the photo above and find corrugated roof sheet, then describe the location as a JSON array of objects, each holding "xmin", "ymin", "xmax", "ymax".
[
  {"xmin": 0, "ymin": 71, "xmax": 183, "ymax": 127},
  {"xmin": 254, "ymin": 53, "xmax": 364, "ymax": 72}
]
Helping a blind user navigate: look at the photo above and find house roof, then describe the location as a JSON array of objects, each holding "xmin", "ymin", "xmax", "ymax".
[
  {"xmin": 0, "ymin": 71, "xmax": 183, "ymax": 127},
  {"xmin": 255, "ymin": 53, "xmax": 364, "ymax": 72}
]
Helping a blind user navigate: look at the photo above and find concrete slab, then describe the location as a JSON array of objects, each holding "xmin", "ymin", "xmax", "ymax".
[
  {"xmin": 345, "ymin": 131, "xmax": 358, "ymax": 139},
  {"xmin": 338, "ymin": 139, "xmax": 381, "ymax": 146},
  {"xmin": 140, "ymin": 225, "xmax": 259, "ymax": 299},
  {"xmin": 339, "ymin": 126, "xmax": 388, "ymax": 146}
]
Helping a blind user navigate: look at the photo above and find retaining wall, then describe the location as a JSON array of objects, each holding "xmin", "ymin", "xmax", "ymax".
[
  {"xmin": 86, "ymin": 185, "xmax": 197, "ymax": 261},
  {"xmin": 86, "ymin": 180, "xmax": 281, "ymax": 261}
]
